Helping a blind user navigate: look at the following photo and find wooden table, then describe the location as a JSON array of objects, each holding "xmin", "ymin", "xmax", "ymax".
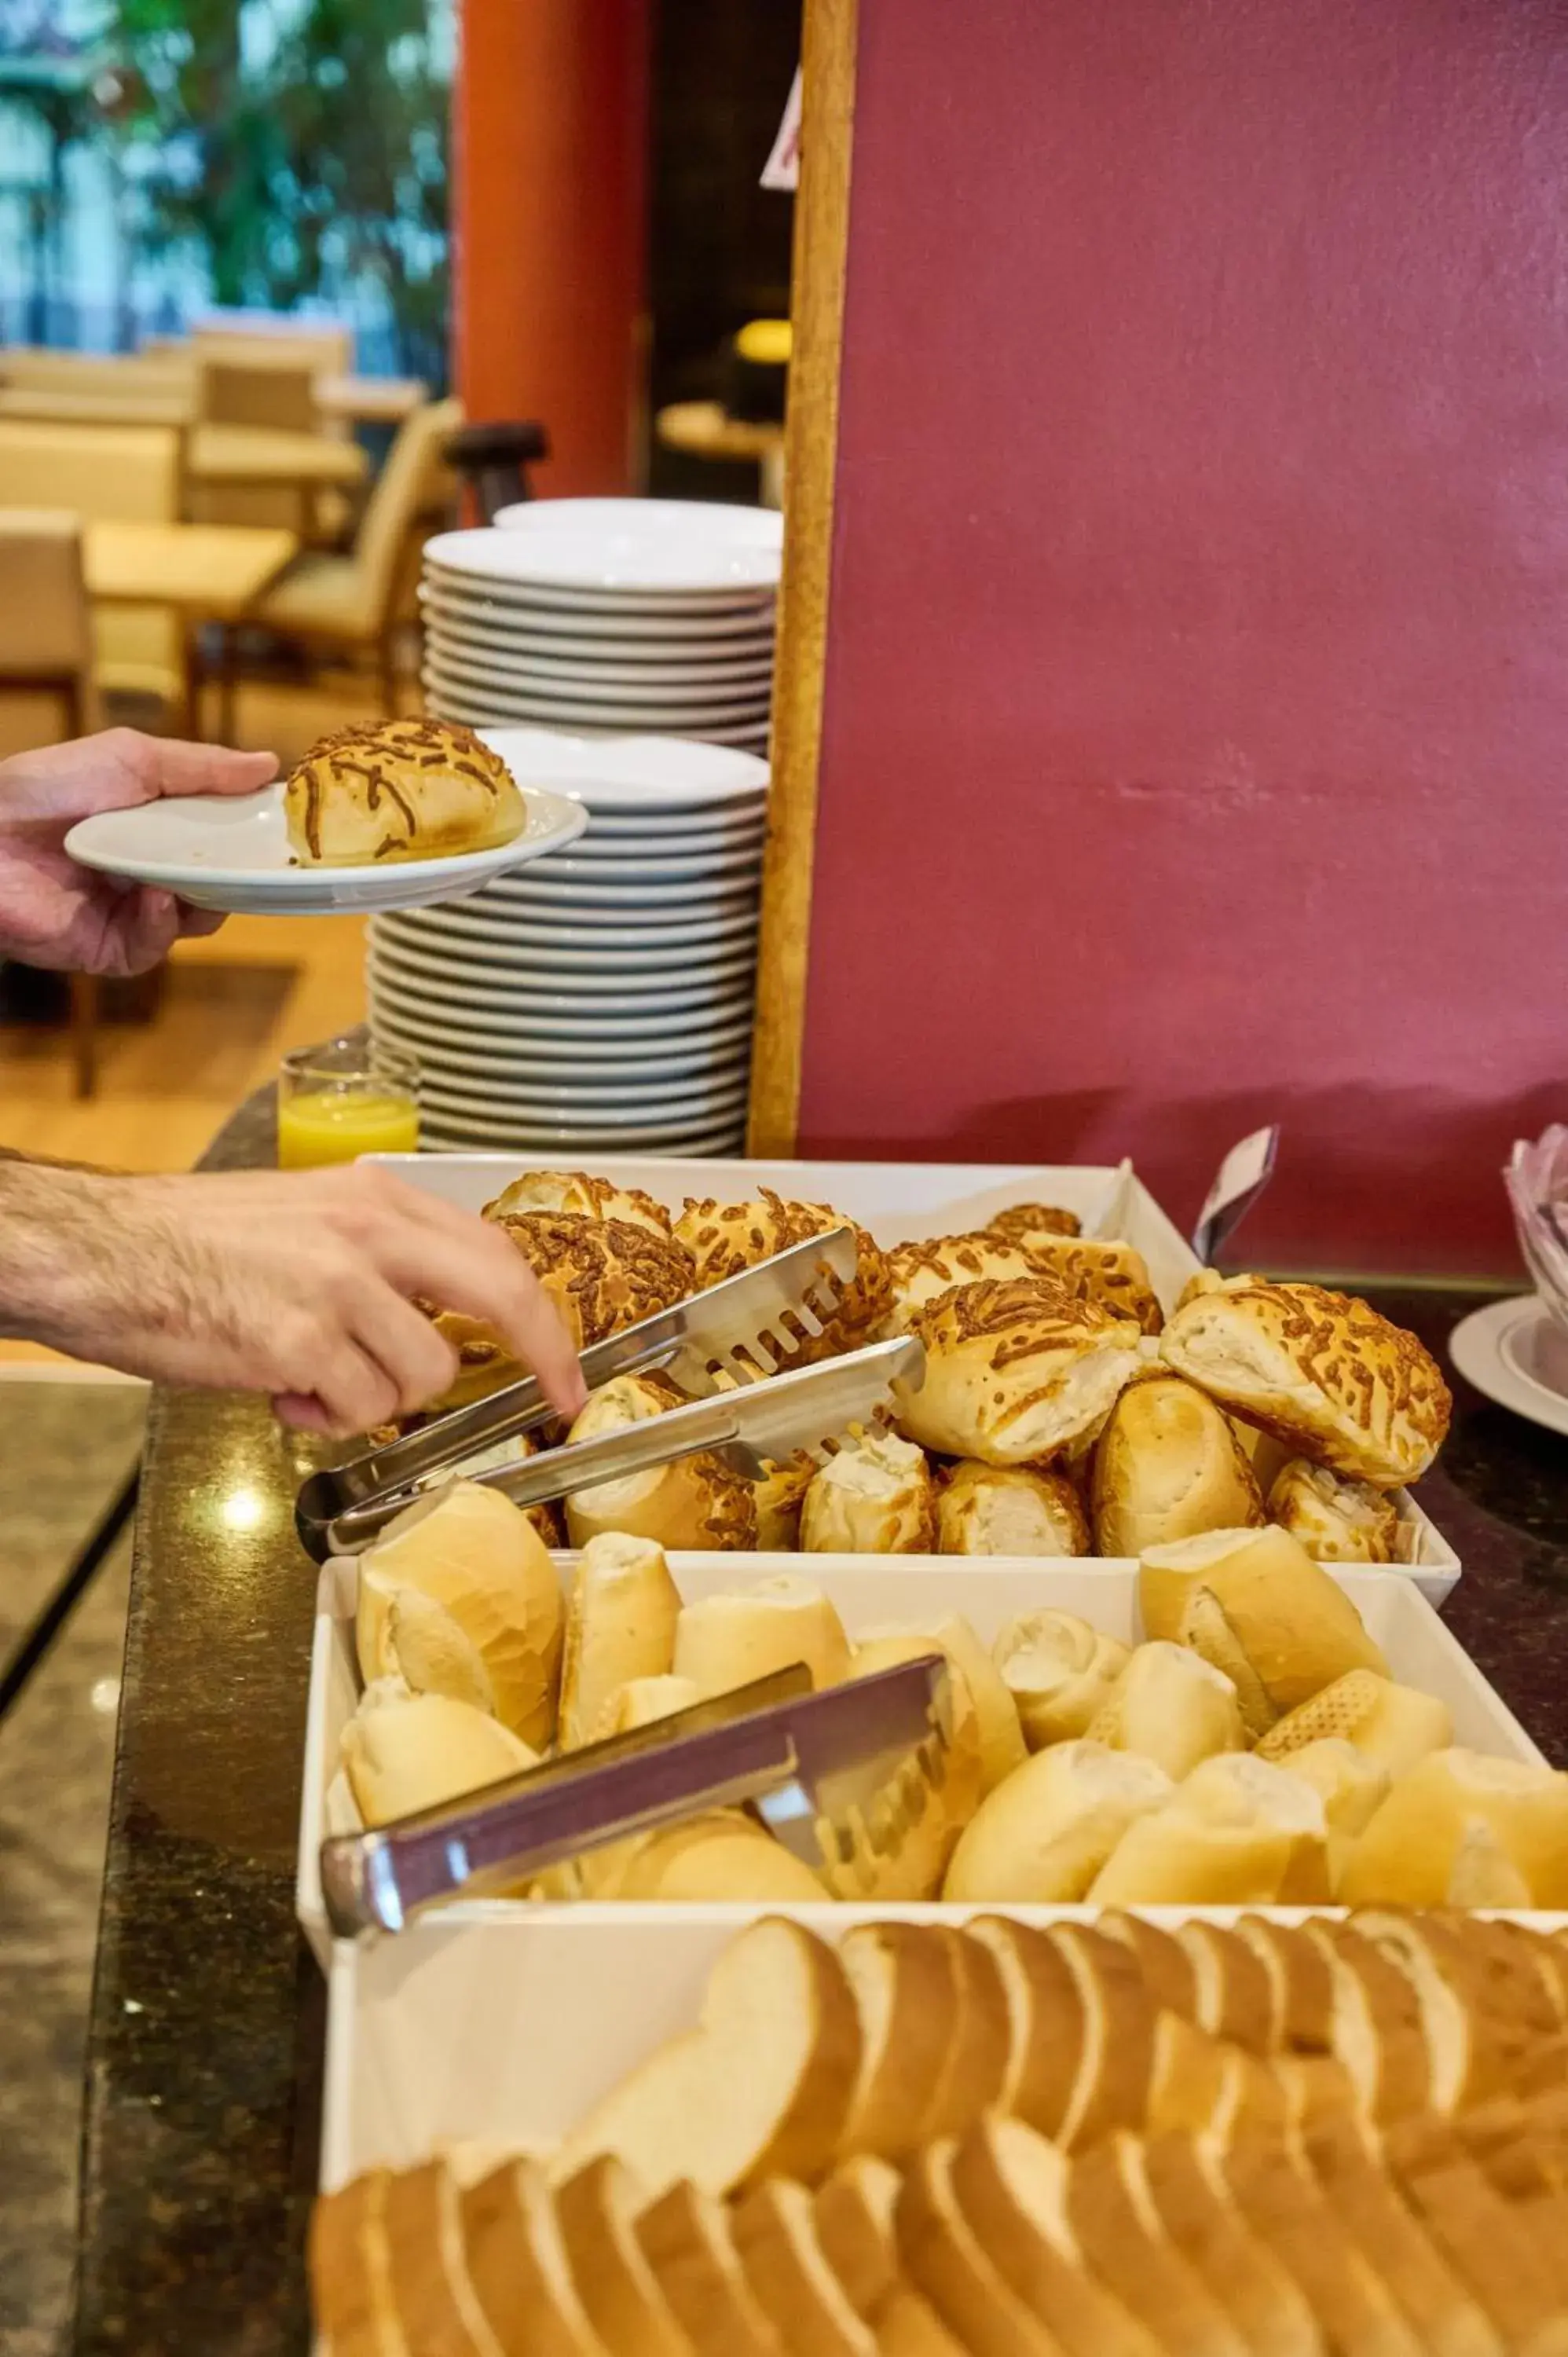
[
  {"xmin": 655, "ymin": 399, "xmax": 786, "ymax": 507},
  {"xmin": 83, "ymin": 519, "xmax": 299, "ymax": 734}
]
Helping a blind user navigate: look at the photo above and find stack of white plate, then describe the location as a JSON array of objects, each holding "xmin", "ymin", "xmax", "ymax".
[
  {"xmin": 417, "ymin": 500, "xmax": 781, "ymax": 749},
  {"xmin": 367, "ymin": 730, "xmax": 768, "ymax": 1154}
]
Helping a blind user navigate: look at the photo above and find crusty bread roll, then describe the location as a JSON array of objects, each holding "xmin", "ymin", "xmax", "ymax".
[
  {"xmin": 427, "ymin": 1211, "xmax": 693, "ymax": 1404},
  {"xmin": 1442, "ymin": 1816, "xmax": 1535, "ymax": 1907},
  {"xmin": 1337, "ymin": 1747, "xmax": 1568, "ymax": 1907},
  {"xmin": 558, "ymin": 1533, "xmax": 681, "ymax": 1749},
  {"xmin": 284, "ymin": 716, "xmax": 526, "ymax": 865},
  {"xmin": 800, "ymin": 1431, "xmax": 939, "ymax": 1553},
  {"xmin": 1088, "ymin": 1752, "xmax": 1330, "ymax": 1906},
  {"xmin": 751, "ymin": 1453, "xmax": 816, "ymax": 1549},
  {"xmin": 1158, "ymin": 1277, "xmax": 1452, "ymax": 1485},
  {"xmin": 982, "ymin": 1200, "xmax": 1082, "ymax": 1246},
  {"xmin": 1252, "ymin": 1667, "xmax": 1452, "ymax": 1779},
  {"xmin": 549, "ymin": 1915, "xmax": 860, "ymax": 2198},
  {"xmin": 1017, "ymin": 1237, "xmax": 1166, "ymax": 1336},
  {"xmin": 1226, "ymin": 1414, "xmax": 1294, "ymax": 1497},
  {"xmin": 588, "ymin": 1810, "xmax": 830, "ymax": 1904},
  {"xmin": 837, "ymin": 1634, "xmax": 986, "ymax": 1896},
  {"xmin": 1090, "ymin": 1373, "xmax": 1265, "ymax": 1556},
  {"xmin": 564, "ymin": 1370, "xmax": 757, "ymax": 1552},
  {"xmin": 991, "ymin": 1610, "xmax": 1130, "ymax": 1750},
  {"xmin": 672, "ymin": 1575, "xmax": 852, "ymax": 1695},
  {"xmin": 481, "ymin": 1168, "xmax": 673, "ymax": 1237},
  {"xmin": 591, "ymin": 1673, "xmax": 701, "ymax": 1740},
  {"xmin": 356, "ymin": 1479, "xmax": 562, "ymax": 1746},
  {"xmin": 854, "ymin": 1613, "xmax": 1025, "ymax": 1795},
  {"xmin": 1257, "ymin": 1735, "xmax": 1390, "ymax": 1890},
  {"xmin": 942, "ymin": 1739, "xmax": 1174, "ymax": 1902},
  {"xmin": 673, "ymin": 1189, "xmax": 892, "ymax": 1350},
  {"xmin": 892, "ymin": 1277, "xmax": 1142, "ymax": 1466},
  {"xmin": 340, "ymin": 1685, "xmax": 538, "ymax": 1825},
  {"xmin": 883, "ymin": 1234, "xmax": 1050, "ymax": 1331},
  {"xmin": 1084, "ymin": 1640, "xmax": 1246, "ymax": 1780},
  {"xmin": 936, "ymin": 1462, "xmax": 1090, "ymax": 1557},
  {"xmin": 1138, "ymin": 1524, "xmax": 1390, "ymax": 1738},
  {"xmin": 1266, "ymin": 1458, "xmax": 1403, "ymax": 1564}
]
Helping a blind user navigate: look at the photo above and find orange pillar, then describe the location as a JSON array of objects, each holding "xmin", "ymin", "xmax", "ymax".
[{"xmin": 454, "ymin": 0, "xmax": 650, "ymax": 496}]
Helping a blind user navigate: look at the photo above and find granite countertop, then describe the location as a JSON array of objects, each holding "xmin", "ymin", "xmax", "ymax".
[{"xmin": 70, "ymin": 1112, "xmax": 1568, "ymax": 2352}]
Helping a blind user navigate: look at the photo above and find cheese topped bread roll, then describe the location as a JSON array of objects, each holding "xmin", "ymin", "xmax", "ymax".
[
  {"xmin": 894, "ymin": 1277, "xmax": 1142, "ymax": 1466},
  {"xmin": 284, "ymin": 717, "xmax": 526, "ymax": 865}
]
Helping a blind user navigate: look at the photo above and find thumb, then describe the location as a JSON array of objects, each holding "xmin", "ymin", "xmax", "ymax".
[{"xmin": 148, "ymin": 741, "xmax": 280, "ymax": 801}]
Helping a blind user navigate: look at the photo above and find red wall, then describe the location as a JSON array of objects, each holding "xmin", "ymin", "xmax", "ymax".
[
  {"xmin": 454, "ymin": 0, "xmax": 649, "ymax": 495},
  {"xmin": 795, "ymin": 0, "xmax": 1568, "ymax": 1274}
]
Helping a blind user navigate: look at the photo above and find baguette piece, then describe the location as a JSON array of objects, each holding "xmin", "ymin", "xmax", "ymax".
[
  {"xmin": 1303, "ymin": 2113, "xmax": 1505, "ymax": 2357},
  {"xmin": 636, "ymin": 2183, "xmax": 782, "ymax": 2357},
  {"xmin": 992, "ymin": 1611, "xmax": 1130, "ymax": 1750},
  {"xmin": 310, "ymin": 2169, "xmax": 403, "ymax": 2357},
  {"xmin": 551, "ymin": 1918, "xmax": 860, "ymax": 2199},
  {"xmin": 460, "ymin": 2159, "xmax": 608, "ymax": 2357},
  {"xmin": 592, "ymin": 1673, "xmax": 702, "ymax": 1739},
  {"xmin": 1157, "ymin": 1277, "xmax": 1451, "ymax": 1484},
  {"xmin": 584, "ymin": 1812, "xmax": 829, "ymax": 1904},
  {"xmin": 559, "ymin": 1534, "xmax": 682, "ymax": 1750},
  {"xmin": 1262, "ymin": 1736, "xmax": 1391, "ymax": 1892},
  {"xmin": 565, "ymin": 1373, "xmax": 757, "ymax": 1552},
  {"xmin": 943, "ymin": 1740, "xmax": 1173, "ymax": 1904},
  {"xmin": 672, "ymin": 1578, "xmax": 852, "ymax": 1696},
  {"xmin": 1267, "ymin": 1460, "xmax": 1403, "ymax": 1564},
  {"xmin": 1337, "ymin": 1747, "xmax": 1568, "ymax": 1908},
  {"xmin": 1089, "ymin": 1752, "xmax": 1328, "ymax": 1908},
  {"xmin": 1253, "ymin": 1671, "xmax": 1452, "ymax": 1780},
  {"xmin": 962, "ymin": 1917, "xmax": 1090, "ymax": 2143},
  {"xmin": 799, "ymin": 1431, "xmax": 940, "ymax": 1555},
  {"xmin": 1090, "ymin": 1373, "xmax": 1264, "ymax": 1557},
  {"xmin": 866, "ymin": 1612, "xmax": 1026, "ymax": 1794},
  {"xmin": 731, "ymin": 2179, "xmax": 877, "ymax": 2357},
  {"xmin": 340, "ymin": 1687, "xmax": 539, "ymax": 1828},
  {"xmin": 1064, "ymin": 2138, "xmax": 1249, "ymax": 2357},
  {"xmin": 1084, "ymin": 1641, "xmax": 1246, "ymax": 1778},
  {"xmin": 936, "ymin": 1461, "xmax": 1091, "ymax": 1558},
  {"xmin": 947, "ymin": 2114, "xmax": 1163, "ymax": 2357},
  {"xmin": 554, "ymin": 2157, "xmax": 694, "ymax": 2357},
  {"xmin": 1138, "ymin": 2132, "xmax": 1326, "ymax": 2357},
  {"xmin": 838, "ymin": 1923, "xmax": 962, "ymax": 2160},
  {"xmin": 1217, "ymin": 2129, "xmax": 1426, "ymax": 2357},
  {"xmin": 383, "ymin": 2160, "xmax": 502, "ymax": 2357},
  {"xmin": 1138, "ymin": 1526, "xmax": 1389, "ymax": 1737},
  {"xmin": 896, "ymin": 2140, "xmax": 1064, "ymax": 2357}
]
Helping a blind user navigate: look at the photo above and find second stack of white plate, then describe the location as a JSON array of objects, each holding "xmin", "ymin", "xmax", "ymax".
[
  {"xmin": 417, "ymin": 500, "xmax": 780, "ymax": 751},
  {"xmin": 367, "ymin": 731, "xmax": 768, "ymax": 1154}
]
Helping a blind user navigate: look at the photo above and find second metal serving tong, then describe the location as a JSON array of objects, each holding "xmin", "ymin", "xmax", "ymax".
[
  {"xmin": 296, "ymin": 1225, "xmax": 925, "ymax": 1559},
  {"xmin": 319, "ymin": 1651, "xmax": 955, "ymax": 1936}
]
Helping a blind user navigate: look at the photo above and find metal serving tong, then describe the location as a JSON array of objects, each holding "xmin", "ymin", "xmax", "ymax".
[
  {"xmin": 319, "ymin": 1652, "xmax": 954, "ymax": 1936},
  {"xmin": 296, "ymin": 1225, "xmax": 920, "ymax": 1560},
  {"xmin": 303, "ymin": 1327, "xmax": 925, "ymax": 1559}
]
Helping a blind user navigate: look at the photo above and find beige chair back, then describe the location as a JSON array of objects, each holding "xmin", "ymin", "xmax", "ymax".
[
  {"xmin": 193, "ymin": 322, "xmax": 354, "ymax": 380},
  {"xmin": 0, "ymin": 420, "xmax": 183, "ymax": 708},
  {"xmin": 196, "ymin": 354, "xmax": 319, "ymax": 434},
  {"xmin": 351, "ymin": 395, "xmax": 463, "ymax": 629},
  {"xmin": 0, "ymin": 508, "xmax": 94, "ymax": 747},
  {"xmin": 0, "ymin": 347, "xmax": 192, "ymax": 401}
]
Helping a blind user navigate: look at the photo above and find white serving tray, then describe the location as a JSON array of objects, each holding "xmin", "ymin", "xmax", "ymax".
[
  {"xmin": 298, "ymin": 1555, "xmax": 1530, "ymax": 1967},
  {"xmin": 359, "ymin": 1153, "xmax": 1460, "ymax": 1600},
  {"xmin": 321, "ymin": 1896, "xmax": 1568, "ymax": 2190}
]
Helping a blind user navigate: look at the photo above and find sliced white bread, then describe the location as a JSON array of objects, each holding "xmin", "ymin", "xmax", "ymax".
[
  {"xmin": 550, "ymin": 1917, "xmax": 860, "ymax": 2199},
  {"xmin": 946, "ymin": 2114, "xmax": 1163, "ymax": 2357},
  {"xmin": 460, "ymin": 2159, "xmax": 608, "ymax": 2357},
  {"xmin": 1299, "ymin": 1923, "xmax": 1431, "ymax": 2121},
  {"xmin": 895, "ymin": 2138, "xmax": 1066, "ymax": 2357},
  {"xmin": 382, "ymin": 2160, "xmax": 502, "ymax": 2357},
  {"xmin": 962, "ymin": 1917, "xmax": 1089, "ymax": 2143},
  {"xmin": 1136, "ymin": 2131, "xmax": 1326, "ymax": 2357},
  {"xmin": 732, "ymin": 2178, "xmax": 878, "ymax": 2356},
  {"xmin": 1303, "ymin": 2111, "xmax": 1505, "ymax": 2357},
  {"xmin": 636, "ymin": 2181, "xmax": 784, "ymax": 2357},
  {"xmin": 1063, "ymin": 2136, "xmax": 1249, "ymax": 2357},
  {"xmin": 1233, "ymin": 1917, "xmax": 1335, "ymax": 2055},
  {"xmin": 1043, "ymin": 1923, "xmax": 1159, "ymax": 2151},
  {"xmin": 923, "ymin": 1929, "xmax": 1013, "ymax": 2145},
  {"xmin": 1097, "ymin": 1913, "xmax": 1201, "ymax": 2025},
  {"xmin": 310, "ymin": 2168, "xmax": 405, "ymax": 2357},
  {"xmin": 553, "ymin": 2155, "xmax": 694, "ymax": 2357},
  {"xmin": 837, "ymin": 1923, "xmax": 961, "ymax": 2159},
  {"xmin": 1140, "ymin": 2013, "xmax": 1233, "ymax": 2142},
  {"xmin": 1172, "ymin": 1922, "xmax": 1277, "ymax": 2052},
  {"xmin": 1216, "ymin": 2128, "xmax": 1425, "ymax": 2357},
  {"xmin": 1383, "ymin": 2116, "xmax": 1568, "ymax": 2357},
  {"xmin": 1350, "ymin": 1912, "xmax": 1537, "ymax": 2116},
  {"xmin": 815, "ymin": 2156, "xmax": 903, "ymax": 2318},
  {"xmin": 873, "ymin": 2286, "xmax": 975, "ymax": 2357}
]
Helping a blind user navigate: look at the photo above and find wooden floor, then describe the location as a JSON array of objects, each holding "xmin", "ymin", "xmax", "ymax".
[{"xmin": 0, "ymin": 673, "xmax": 379, "ymax": 1367}]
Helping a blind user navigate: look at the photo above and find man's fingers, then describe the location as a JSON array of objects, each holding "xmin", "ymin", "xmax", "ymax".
[
  {"xmin": 343, "ymin": 1279, "xmax": 462, "ymax": 1419},
  {"xmin": 175, "ymin": 902, "xmax": 229, "ymax": 940},
  {"xmin": 370, "ymin": 1214, "xmax": 586, "ymax": 1417},
  {"xmin": 274, "ymin": 1390, "xmax": 335, "ymax": 1434},
  {"xmin": 147, "ymin": 739, "xmax": 280, "ymax": 801},
  {"xmin": 307, "ymin": 1336, "xmax": 401, "ymax": 1437}
]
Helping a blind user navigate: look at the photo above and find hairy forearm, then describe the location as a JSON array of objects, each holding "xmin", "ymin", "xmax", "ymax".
[{"xmin": 0, "ymin": 1161, "xmax": 192, "ymax": 1361}]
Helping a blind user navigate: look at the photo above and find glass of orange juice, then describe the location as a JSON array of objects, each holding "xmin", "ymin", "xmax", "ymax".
[{"xmin": 277, "ymin": 1033, "xmax": 420, "ymax": 1169}]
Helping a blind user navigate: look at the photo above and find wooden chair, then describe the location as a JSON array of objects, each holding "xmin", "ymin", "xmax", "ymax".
[
  {"xmin": 0, "ymin": 509, "xmax": 102, "ymax": 1095},
  {"xmin": 251, "ymin": 396, "xmax": 463, "ymax": 721},
  {"xmin": 0, "ymin": 421, "xmax": 184, "ymax": 724}
]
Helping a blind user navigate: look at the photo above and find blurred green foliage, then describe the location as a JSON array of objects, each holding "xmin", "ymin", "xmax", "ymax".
[{"xmin": 108, "ymin": 0, "xmax": 449, "ymax": 379}]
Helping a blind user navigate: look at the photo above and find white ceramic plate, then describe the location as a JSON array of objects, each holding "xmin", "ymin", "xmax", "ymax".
[
  {"xmin": 419, "ymin": 1070, "xmax": 751, "ymax": 1120},
  {"xmin": 374, "ymin": 919, "xmax": 756, "ymax": 981},
  {"xmin": 424, "ymin": 679, "xmax": 773, "ymax": 732},
  {"xmin": 372, "ymin": 898, "xmax": 757, "ymax": 952},
  {"xmin": 368, "ymin": 934, "xmax": 753, "ymax": 1010},
  {"xmin": 496, "ymin": 843, "xmax": 763, "ymax": 888},
  {"xmin": 63, "ymin": 780, "xmax": 588, "ymax": 917},
  {"xmin": 425, "ymin": 511, "xmax": 781, "ymax": 597},
  {"xmin": 1449, "ymin": 1294, "xmax": 1568, "ymax": 1438},
  {"xmin": 418, "ymin": 583, "xmax": 779, "ymax": 648},
  {"xmin": 570, "ymin": 814, "xmax": 768, "ymax": 846},
  {"xmin": 469, "ymin": 731, "xmax": 767, "ymax": 813},
  {"xmin": 419, "ymin": 1116, "xmax": 746, "ymax": 1156},
  {"xmin": 423, "ymin": 636, "xmax": 775, "ymax": 691},
  {"xmin": 566, "ymin": 828, "xmax": 766, "ymax": 864},
  {"xmin": 365, "ymin": 942, "xmax": 752, "ymax": 1022},
  {"xmin": 368, "ymin": 982, "xmax": 754, "ymax": 1058},
  {"xmin": 369, "ymin": 1018, "xmax": 752, "ymax": 1087}
]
